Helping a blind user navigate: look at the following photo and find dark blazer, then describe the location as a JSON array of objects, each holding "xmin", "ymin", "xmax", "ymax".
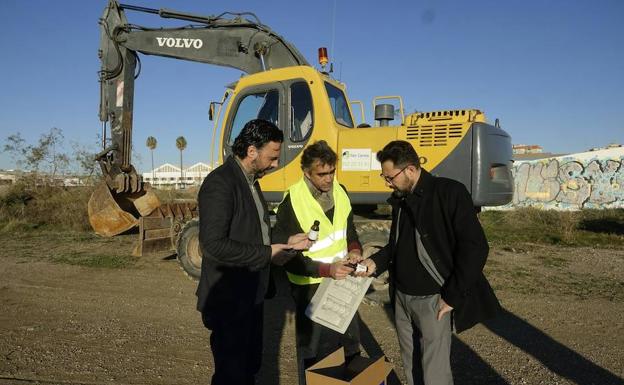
[
  {"xmin": 195, "ymin": 156, "xmax": 273, "ymax": 320},
  {"xmin": 370, "ymin": 169, "xmax": 501, "ymax": 333}
]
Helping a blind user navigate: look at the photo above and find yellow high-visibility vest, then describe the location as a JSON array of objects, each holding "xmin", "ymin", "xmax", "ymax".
[{"xmin": 286, "ymin": 178, "xmax": 351, "ymax": 285}]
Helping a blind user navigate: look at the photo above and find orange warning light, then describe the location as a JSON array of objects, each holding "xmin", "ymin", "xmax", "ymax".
[{"xmin": 318, "ymin": 47, "xmax": 329, "ymax": 67}]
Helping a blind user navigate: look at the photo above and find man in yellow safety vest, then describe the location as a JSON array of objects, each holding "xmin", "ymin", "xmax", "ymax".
[{"xmin": 272, "ymin": 140, "xmax": 363, "ymax": 385}]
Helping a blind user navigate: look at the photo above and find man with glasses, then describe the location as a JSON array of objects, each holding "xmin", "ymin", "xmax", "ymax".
[
  {"xmin": 356, "ymin": 140, "xmax": 501, "ymax": 385},
  {"xmin": 272, "ymin": 140, "xmax": 363, "ymax": 385}
]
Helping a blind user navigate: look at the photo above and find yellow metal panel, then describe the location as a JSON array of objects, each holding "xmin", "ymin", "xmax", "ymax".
[{"xmin": 336, "ymin": 126, "xmax": 397, "ymax": 193}]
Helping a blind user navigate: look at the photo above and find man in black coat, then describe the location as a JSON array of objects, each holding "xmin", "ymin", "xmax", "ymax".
[
  {"xmin": 357, "ymin": 140, "xmax": 501, "ymax": 385},
  {"xmin": 196, "ymin": 119, "xmax": 310, "ymax": 385}
]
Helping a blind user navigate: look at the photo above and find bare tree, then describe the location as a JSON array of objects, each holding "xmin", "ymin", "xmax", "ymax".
[
  {"xmin": 71, "ymin": 139, "xmax": 101, "ymax": 185},
  {"xmin": 3, "ymin": 127, "xmax": 69, "ymax": 186},
  {"xmin": 3, "ymin": 133, "xmax": 27, "ymax": 168}
]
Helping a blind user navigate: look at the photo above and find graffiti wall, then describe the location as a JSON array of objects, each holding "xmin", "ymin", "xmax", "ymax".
[{"xmin": 503, "ymin": 147, "xmax": 624, "ymax": 210}]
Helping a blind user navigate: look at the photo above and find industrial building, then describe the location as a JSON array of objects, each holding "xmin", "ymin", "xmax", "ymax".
[{"xmin": 142, "ymin": 162, "xmax": 212, "ymax": 189}]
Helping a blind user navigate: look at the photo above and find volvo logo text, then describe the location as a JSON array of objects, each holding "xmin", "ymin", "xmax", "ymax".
[{"xmin": 156, "ymin": 37, "xmax": 203, "ymax": 49}]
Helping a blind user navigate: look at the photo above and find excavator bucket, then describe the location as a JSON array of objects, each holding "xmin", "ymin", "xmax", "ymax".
[
  {"xmin": 133, "ymin": 200, "xmax": 199, "ymax": 257},
  {"xmin": 88, "ymin": 182, "xmax": 161, "ymax": 237}
]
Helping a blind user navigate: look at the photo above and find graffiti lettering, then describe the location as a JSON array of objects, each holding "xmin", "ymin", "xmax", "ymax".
[{"xmin": 504, "ymin": 152, "xmax": 623, "ymax": 209}]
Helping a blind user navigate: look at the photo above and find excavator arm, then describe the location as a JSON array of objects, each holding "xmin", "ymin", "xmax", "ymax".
[
  {"xmin": 90, "ymin": 0, "xmax": 309, "ymax": 236},
  {"xmin": 98, "ymin": 0, "xmax": 307, "ymax": 193}
]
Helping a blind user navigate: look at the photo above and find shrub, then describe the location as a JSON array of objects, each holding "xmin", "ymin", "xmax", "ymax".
[
  {"xmin": 481, "ymin": 208, "xmax": 624, "ymax": 247},
  {"xmin": 0, "ymin": 182, "xmax": 93, "ymax": 232}
]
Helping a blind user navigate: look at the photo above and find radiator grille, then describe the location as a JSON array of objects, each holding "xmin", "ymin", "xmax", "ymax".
[{"xmin": 406, "ymin": 123, "xmax": 464, "ymax": 147}]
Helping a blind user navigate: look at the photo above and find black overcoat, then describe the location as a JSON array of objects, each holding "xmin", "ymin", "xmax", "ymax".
[
  {"xmin": 195, "ymin": 156, "xmax": 273, "ymax": 320},
  {"xmin": 370, "ymin": 169, "xmax": 501, "ymax": 333}
]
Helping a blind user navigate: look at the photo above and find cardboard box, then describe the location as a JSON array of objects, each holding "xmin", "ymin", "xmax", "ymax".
[{"xmin": 305, "ymin": 347, "xmax": 393, "ymax": 385}]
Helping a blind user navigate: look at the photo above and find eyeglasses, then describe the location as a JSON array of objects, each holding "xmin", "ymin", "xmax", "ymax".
[{"xmin": 380, "ymin": 166, "xmax": 408, "ymax": 184}]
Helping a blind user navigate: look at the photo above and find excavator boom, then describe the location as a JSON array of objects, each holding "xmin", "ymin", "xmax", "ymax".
[{"xmin": 91, "ymin": 0, "xmax": 309, "ymax": 237}]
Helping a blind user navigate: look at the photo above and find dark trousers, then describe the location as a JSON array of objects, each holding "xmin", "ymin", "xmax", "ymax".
[
  {"xmin": 290, "ymin": 282, "xmax": 361, "ymax": 385},
  {"xmin": 203, "ymin": 303, "xmax": 264, "ymax": 385}
]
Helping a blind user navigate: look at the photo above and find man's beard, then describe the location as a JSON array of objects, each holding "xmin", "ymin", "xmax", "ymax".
[
  {"xmin": 392, "ymin": 190, "xmax": 407, "ymax": 199},
  {"xmin": 251, "ymin": 159, "xmax": 271, "ymax": 178},
  {"xmin": 391, "ymin": 180, "xmax": 414, "ymax": 198}
]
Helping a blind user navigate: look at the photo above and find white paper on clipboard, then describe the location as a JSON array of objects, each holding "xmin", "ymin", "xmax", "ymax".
[{"xmin": 305, "ymin": 276, "xmax": 373, "ymax": 334}]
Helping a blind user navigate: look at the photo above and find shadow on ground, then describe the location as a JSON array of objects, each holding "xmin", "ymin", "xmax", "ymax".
[
  {"xmin": 579, "ymin": 218, "xmax": 624, "ymax": 235},
  {"xmin": 484, "ymin": 310, "xmax": 623, "ymax": 385},
  {"xmin": 260, "ymin": 281, "xmax": 623, "ymax": 385}
]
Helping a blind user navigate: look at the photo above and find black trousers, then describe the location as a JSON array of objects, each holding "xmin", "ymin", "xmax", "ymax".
[
  {"xmin": 203, "ymin": 303, "xmax": 264, "ymax": 385},
  {"xmin": 290, "ymin": 282, "xmax": 361, "ymax": 384}
]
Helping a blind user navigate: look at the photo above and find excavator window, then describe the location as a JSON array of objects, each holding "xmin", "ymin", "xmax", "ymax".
[
  {"xmin": 290, "ymin": 81, "xmax": 313, "ymax": 142},
  {"xmin": 228, "ymin": 89, "xmax": 280, "ymax": 145},
  {"xmin": 325, "ymin": 82, "xmax": 354, "ymax": 128}
]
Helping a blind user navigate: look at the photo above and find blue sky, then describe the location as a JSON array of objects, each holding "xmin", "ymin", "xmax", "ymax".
[{"xmin": 1, "ymin": 0, "xmax": 622, "ymax": 172}]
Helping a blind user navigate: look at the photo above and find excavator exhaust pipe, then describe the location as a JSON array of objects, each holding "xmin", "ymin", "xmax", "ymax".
[{"xmin": 88, "ymin": 182, "xmax": 161, "ymax": 237}]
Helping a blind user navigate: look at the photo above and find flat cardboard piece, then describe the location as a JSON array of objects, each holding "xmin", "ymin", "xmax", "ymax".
[{"xmin": 306, "ymin": 276, "xmax": 373, "ymax": 334}]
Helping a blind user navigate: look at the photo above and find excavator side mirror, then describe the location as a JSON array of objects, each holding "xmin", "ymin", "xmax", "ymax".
[{"xmin": 208, "ymin": 102, "xmax": 216, "ymax": 121}]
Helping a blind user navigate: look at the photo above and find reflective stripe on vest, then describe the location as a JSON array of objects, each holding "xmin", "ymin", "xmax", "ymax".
[{"xmin": 287, "ymin": 178, "xmax": 351, "ymax": 285}]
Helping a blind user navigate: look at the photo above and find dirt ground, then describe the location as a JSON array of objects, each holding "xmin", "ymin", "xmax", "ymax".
[{"xmin": 1, "ymin": 230, "xmax": 623, "ymax": 385}]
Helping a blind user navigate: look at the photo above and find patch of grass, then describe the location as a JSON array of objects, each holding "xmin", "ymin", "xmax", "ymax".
[
  {"xmin": 488, "ymin": 244, "xmax": 624, "ymax": 302},
  {"xmin": 0, "ymin": 183, "xmax": 93, "ymax": 232},
  {"xmin": 550, "ymin": 273, "xmax": 624, "ymax": 301},
  {"xmin": 0, "ymin": 219, "xmax": 41, "ymax": 233},
  {"xmin": 50, "ymin": 251, "xmax": 135, "ymax": 268},
  {"xmin": 536, "ymin": 255, "xmax": 568, "ymax": 268},
  {"xmin": 0, "ymin": 230, "xmax": 137, "ymax": 269},
  {"xmin": 0, "ymin": 182, "xmax": 201, "ymax": 235},
  {"xmin": 485, "ymin": 258, "xmax": 501, "ymax": 266},
  {"xmin": 508, "ymin": 266, "xmax": 532, "ymax": 279},
  {"xmin": 152, "ymin": 187, "xmax": 198, "ymax": 202},
  {"xmin": 68, "ymin": 232, "xmax": 100, "ymax": 242},
  {"xmin": 481, "ymin": 208, "xmax": 624, "ymax": 248}
]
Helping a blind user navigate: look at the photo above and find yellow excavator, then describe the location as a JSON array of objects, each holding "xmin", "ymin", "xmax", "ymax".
[{"xmin": 90, "ymin": 1, "xmax": 513, "ymax": 278}]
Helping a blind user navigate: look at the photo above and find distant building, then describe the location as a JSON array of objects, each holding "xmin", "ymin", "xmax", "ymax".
[
  {"xmin": 0, "ymin": 170, "xmax": 92, "ymax": 187},
  {"xmin": 143, "ymin": 162, "xmax": 212, "ymax": 189},
  {"xmin": 589, "ymin": 143, "xmax": 622, "ymax": 151},
  {"xmin": 512, "ymin": 144, "xmax": 566, "ymax": 161},
  {"xmin": 185, "ymin": 162, "xmax": 213, "ymax": 185},
  {"xmin": 0, "ymin": 171, "xmax": 17, "ymax": 185},
  {"xmin": 512, "ymin": 144, "xmax": 543, "ymax": 154}
]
